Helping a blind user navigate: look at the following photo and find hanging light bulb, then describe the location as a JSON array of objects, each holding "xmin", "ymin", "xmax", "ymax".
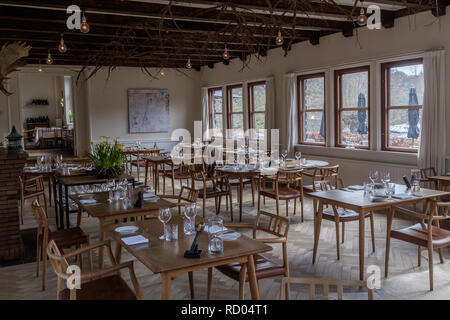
[
  {"xmin": 159, "ymin": 69, "xmax": 165, "ymax": 76},
  {"xmin": 275, "ymin": 29, "xmax": 284, "ymax": 46},
  {"xmin": 80, "ymin": 12, "xmax": 90, "ymax": 33},
  {"xmin": 46, "ymin": 50, "xmax": 53, "ymax": 65},
  {"xmin": 58, "ymin": 34, "xmax": 67, "ymax": 53},
  {"xmin": 37, "ymin": 62, "xmax": 43, "ymax": 73},
  {"xmin": 356, "ymin": 0, "xmax": 367, "ymax": 26},
  {"xmin": 222, "ymin": 45, "xmax": 229, "ymax": 60},
  {"xmin": 186, "ymin": 57, "xmax": 192, "ymax": 69}
]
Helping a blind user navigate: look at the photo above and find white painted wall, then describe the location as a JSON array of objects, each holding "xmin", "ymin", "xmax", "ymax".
[
  {"xmin": 199, "ymin": 10, "xmax": 450, "ymax": 172},
  {"xmin": 85, "ymin": 67, "xmax": 201, "ymax": 151}
]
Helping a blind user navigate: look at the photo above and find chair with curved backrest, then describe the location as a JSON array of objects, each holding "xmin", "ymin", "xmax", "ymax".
[
  {"xmin": 129, "ymin": 149, "xmax": 160, "ymax": 182},
  {"xmin": 31, "ymin": 200, "xmax": 91, "ymax": 291},
  {"xmin": 316, "ymin": 179, "xmax": 375, "ymax": 261},
  {"xmin": 208, "ymin": 210, "xmax": 290, "ymax": 300},
  {"xmin": 162, "ymin": 161, "xmax": 191, "ymax": 195},
  {"xmin": 387, "ymin": 200, "xmax": 450, "ymax": 291},
  {"xmin": 258, "ymin": 169, "xmax": 304, "ymax": 219},
  {"xmin": 19, "ymin": 175, "xmax": 47, "ymax": 224},
  {"xmin": 47, "ymin": 239, "xmax": 143, "ymax": 300},
  {"xmin": 280, "ymin": 277, "xmax": 373, "ymax": 300},
  {"xmin": 419, "ymin": 167, "xmax": 437, "ymax": 189},
  {"xmin": 157, "ymin": 186, "xmax": 199, "ymax": 216},
  {"xmin": 189, "ymin": 164, "xmax": 233, "ymax": 221}
]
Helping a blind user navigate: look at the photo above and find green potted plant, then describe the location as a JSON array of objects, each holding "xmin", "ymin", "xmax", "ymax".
[{"xmin": 88, "ymin": 136, "xmax": 125, "ymax": 179}]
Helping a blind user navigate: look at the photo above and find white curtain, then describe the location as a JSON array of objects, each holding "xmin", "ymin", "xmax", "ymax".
[
  {"xmin": 265, "ymin": 77, "xmax": 276, "ymax": 149},
  {"xmin": 201, "ymin": 87, "xmax": 209, "ymax": 140},
  {"xmin": 285, "ymin": 73, "xmax": 298, "ymax": 156},
  {"xmin": 418, "ymin": 50, "xmax": 446, "ymax": 174}
]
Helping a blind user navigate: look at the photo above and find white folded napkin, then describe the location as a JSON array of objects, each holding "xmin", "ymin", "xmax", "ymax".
[
  {"xmin": 204, "ymin": 225, "xmax": 228, "ymax": 234},
  {"xmin": 143, "ymin": 192, "xmax": 157, "ymax": 198},
  {"xmin": 348, "ymin": 185, "xmax": 365, "ymax": 191},
  {"xmin": 80, "ymin": 199, "xmax": 97, "ymax": 205},
  {"xmin": 392, "ymin": 193, "xmax": 414, "ymax": 200},
  {"xmin": 122, "ymin": 235, "xmax": 148, "ymax": 246}
]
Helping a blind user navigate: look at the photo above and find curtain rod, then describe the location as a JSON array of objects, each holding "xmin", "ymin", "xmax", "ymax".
[{"xmin": 201, "ymin": 75, "xmax": 274, "ymax": 90}]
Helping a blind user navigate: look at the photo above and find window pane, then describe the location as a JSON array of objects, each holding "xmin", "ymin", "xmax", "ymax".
[
  {"xmin": 231, "ymin": 113, "xmax": 244, "ymax": 131},
  {"xmin": 254, "ymin": 113, "xmax": 265, "ymax": 130},
  {"xmin": 341, "ymin": 71, "xmax": 368, "ymax": 109},
  {"xmin": 388, "ymin": 108, "xmax": 421, "ymax": 150},
  {"xmin": 252, "ymin": 84, "xmax": 266, "ymax": 111},
  {"xmin": 303, "ymin": 111, "xmax": 325, "ymax": 143},
  {"xmin": 231, "ymin": 87, "xmax": 243, "ymax": 112},
  {"xmin": 212, "ymin": 90, "xmax": 223, "ymax": 113},
  {"xmin": 340, "ymin": 110, "xmax": 369, "ymax": 146},
  {"xmin": 303, "ymin": 77, "xmax": 324, "ymax": 110},
  {"xmin": 213, "ymin": 114, "xmax": 223, "ymax": 136},
  {"xmin": 389, "ymin": 64, "xmax": 424, "ymax": 106}
]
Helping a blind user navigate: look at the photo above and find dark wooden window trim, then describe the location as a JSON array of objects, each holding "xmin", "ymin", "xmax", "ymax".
[
  {"xmin": 297, "ymin": 72, "xmax": 326, "ymax": 146},
  {"xmin": 248, "ymin": 80, "xmax": 266, "ymax": 130},
  {"xmin": 381, "ymin": 58, "xmax": 423, "ymax": 153},
  {"xmin": 226, "ymin": 84, "xmax": 244, "ymax": 130},
  {"xmin": 208, "ymin": 87, "xmax": 223, "ymax": 133},
  {"xmin": 334, "ymin": 66, "xmax": 370, "ymax": 149}
]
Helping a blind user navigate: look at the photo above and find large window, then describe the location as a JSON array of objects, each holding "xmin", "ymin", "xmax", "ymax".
[
  {"xmin": 227, "ymin": 84, "xmax": 244, "ymax": 137},
  {"xmin": 208, "ymin": 87, "xmax": 223, "ymax": 136},
  {"xmin": 297, "ymin": 73, "xmax": 326, "ymax": 145},
  {"xmin": 334, "ymin": 66, "xmax": 370, "ymax": 148},
  {"xmin": 248, "ymin": 81, "xmax": 266, "ymax": 139},
  {"xmin": 381, "ymin": 59, "xmax": 424, "ymax": 152}
]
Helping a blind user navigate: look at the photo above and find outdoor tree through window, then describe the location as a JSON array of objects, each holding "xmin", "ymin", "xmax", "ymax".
[
  {"xmin": 381, "ymin": 59, "xmax": 424, "ymax": 152},
  {"xmin": 298, "ymin": 73, "xmax": 326, "ymax": 145},
  {"xmin": 227, "ymin": 84, "xmax": 244, "ymax": 138},
  {"xmin": 208, "ymin": 87, "xmax": 223, "ymax": 137},
  {"xmin": 334, "ymin": 66, "xmax": 370, "ymax": 148},
  {"xmin": 248, "ymin": 81, "xmax": 266, "ymax": 139}
]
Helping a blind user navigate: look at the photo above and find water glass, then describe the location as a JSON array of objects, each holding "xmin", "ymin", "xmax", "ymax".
[
  {"xmin": 208, "ymin": 234, "xmax": 223, "ymax": 254},
  {"xmin": 411, "ymin": 169, "xmax": 421, "ymax": 192},
  {"xmin": 183, "ymin": 204, "xmax": 197, "ymax": 235},
  {"xmin": 386, "ymin": 183, "xmax": 396, "ymax": 200},
  {"xmin": 158, "ymin": 208, "xmax": 172, "ymax": 240},
  {"xmin": 165, "ymin": 223, "xmax": 178, "ymax": 241}
]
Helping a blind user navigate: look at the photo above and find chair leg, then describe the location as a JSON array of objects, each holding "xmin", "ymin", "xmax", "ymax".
[
  {"xmin": 207, "ymin": 268, "xmax": 212, "ymax": 300},
  {"xmin": 293, "ymin": 198, "xmax": 297, "ymax": 216},
  {"xmin": 20, "ymin": 198, "xmax": 24, "ymax": 225},
  {"xmin": 257, "ymin": 191, "xmax": 261, "ymax": 212},
  {"xmin": 202, "ymin": 197, "xmax": 206, "ymax": 218},
  {"xmin": 36, "ymin": 239, "xmax": 41, "ymax": 277},
  {"xmin": 427, "ymin": 241, "xmax": 434, "ymax": 291},
  {"xmin": 369, "ymin": 212, "xmax": 375, "ymax": 253},
  {"xmin": 300, "ymin": 193, "xmax": 304, "ymax": 223},
  {"xmin": 275, "ymin": 197, "xmax": 279, "ymax": 216},
  {"xmin": 171, "ymin": 177, "xmax": 175, "ymax": 196},
  {"xmin": 42, "ymin": 241, "xmax": 47, "ymax": 291},
  {"xmin": 438, "ymin": 248, "xmax": 444, "ymax": 264},
  {"xmin": 239, "ymin": 263, "xmax": 247, "ymax": 300},
  {"xmin": 188, "ymin": 271, "xmax": 195, "ymax": 299},
  {"xmin": 229, "ymin": 192, "xmax": 234, "ymax": 222},
  {"xmin": 87, "ymin": 237, "xmax": 93, "ymax": 273},
  {"xmin": 418, "ymin": 246, "xmax": 421, "ymax": 267},
  {"xmin": 286, "ymin": 200, "xmax": 289, "ymax": 217},
  {"xmin": 341, "ymin": 222, "xmax": 345, "ymax": 244},
  {"xmin": 251, "ymin": 180, "xmax": 255, "ymax": 206},
  {"xmin": 218, "ymin": 196, "xmax": 222, "ymax": 214},
  {"xmin": 42, "ymin": 193, "xmax": 48, "ymax": 220},
  {"xmin": 334, "ymin": 216, "xmax": 340, "ymax": 260}
]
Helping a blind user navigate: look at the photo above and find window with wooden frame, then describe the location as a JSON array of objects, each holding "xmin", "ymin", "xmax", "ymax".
[
  {"xmin": 334, "ymin": 66, "xmax": 370, "ymax": 149},
  {"xmin": 208, "ymin": 87, "xmax": 223, "ymax": 136},
  {"xmin": 381, "ymin": 58, "xmax": 424, "ymax": 152},
  {"xmin": 248, "ymin": 81, "xmax": 266, "ymax": 139},
  {"xmin": 227, "ymin": 84, "xmax": 244, "ymax": 138},
  {"xmin": 297, "ymin": 73, "xmax": 326, "ymax": 145}
]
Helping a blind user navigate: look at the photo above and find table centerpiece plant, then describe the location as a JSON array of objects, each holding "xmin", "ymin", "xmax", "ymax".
[{"xmin": 88, "ymin": 136, "xmax": 125, "ymax": 179}]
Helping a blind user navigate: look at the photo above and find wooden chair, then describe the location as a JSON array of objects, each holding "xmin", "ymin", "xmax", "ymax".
[
  {"xmin": 419, "ymin": 167, "xmax": 437, "ymax": 189},
  {"xmin": 258, "ymin": 169, "xmax": 304, "ymax": 219},
  {"xmin": 19, "ymin": 175, "xmax": 47, "ymax": 224},
  {"xmin": 317, "ymin": 180, "xmax": 375, "ymax": 260},
  {"xmin": 280, "ymin": 277, "xmax": 373, "ymax": 300},
  {"xmin": 386, "ymin": 200, "xmax": 450, "ymax": 291},
  {"xmin": 129, "ymin": 149, "xmax": 160, "ymax": 182},
  {"xmin": 229, "ymin": 177, "xmax": 256, "ymax": 207},
  {"xmin": 162, "ymin": 161, "xmax": 191, "ymax": 195},
  {"xmin": 46, "ymin": 239, "xmax": 143, "ymax": 300},
  {"xmin": 40, "ymin": 128, "xmax": 58, "ymax": 148},
  {"xmin": 158, "ymin": 186, "xmax": 199, "ymax": 216},
  {"xmin": 31, "ymin": 200, "xmax": 91, "ymax": 291},
  {"xmin": 208, "ymin": 210, "xmax": 290, "ymax": 300},
  {"xmin": 190, "ymin": 165, "xmax": 233, "ymax": 221}
]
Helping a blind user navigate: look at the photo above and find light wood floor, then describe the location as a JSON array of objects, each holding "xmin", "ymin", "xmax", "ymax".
[{"xmin": 2, "ymin": 173, "xmax": 450, "ymax": 300}]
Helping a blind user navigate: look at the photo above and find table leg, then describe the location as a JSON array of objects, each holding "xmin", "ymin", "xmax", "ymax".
[
  {"xmin": 385, "ymin": 207, "xmax": 393, "ymax": 278},
  {"xmin": 114, "ymin": 241, "xmax": 122, "ymax": 264},
  {"xmin": 99, "ymin": 218, "xmax": 105, "ymax": 269},
  {"xmin": 161, "ymin": 272, "xmax": 172, "ymax": 300},
  {"xmin": 312, "ymin": 200, "xmax": 323, "ymax": 264},
  {"xmin": 155, "ymin": 163, "xmax": 159, "ymax": 193},
  {"xmin": 359, "ymin": 210, "xmax": 365, "ymax": 281},
  {"xmin": 239, "ymin": 176, "xmax": 244, "ymax": 222},
  {"xmin": 53, "ymin": 178, "xmax": 59, "ymax": 228},
  {"xmin": 144, "ymin": 161, "xmax": 149, "ymax": 187},
  {"xmin": 247, "ymin": 255, "xmax": 260, "ymax": 300},
  {"xmin": 58, "ymin": 183, "xmax": 63, "ymax": 229},
  {"xmin": 65, "ymin": 185, "xmax": 70, "ymax": 229}
]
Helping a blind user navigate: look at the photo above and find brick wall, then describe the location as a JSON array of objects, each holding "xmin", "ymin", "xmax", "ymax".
[{"xmin": 0, "ymin": 148, "xmax": 27, "ymax": 262}]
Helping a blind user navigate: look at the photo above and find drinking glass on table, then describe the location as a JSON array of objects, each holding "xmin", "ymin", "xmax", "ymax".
[
  {"xmin": 381, "ymin": 172, "xmax": 391, "ymax": 186},
  {"xmin": 281, "ymin": 149, "xmax": 288, "ymax": 167},
  {"xmin": 369, "ymin": 170, "xmax": 379, "ymax": 185},
  {"xmin": 158, "ymin": 208, "xmax": 172, "ymax": 240},
  {"xmin": 183, "ymin": 204, "xmax": 197, "ymax": 235},
  {"xmin": 295, "ymin": 151, "xmax": 302, "ymax": 165},
  {"xmin": 385, "ymin": 183, "xmax": 396, "ymax": 200},
  {"xmin": 106, "ymin": 179, "xmax": 115, "ymax": 203},
  {"xmin": 208, "ymin": 216, "xmax": 224, "ymax": 254}
]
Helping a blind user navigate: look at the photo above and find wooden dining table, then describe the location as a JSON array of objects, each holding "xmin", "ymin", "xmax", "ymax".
[
  {"xmin": 105, "ymin": 215, "xmax": 272, "ymax": 300},
  {"xmin": 143, "ymin": 155, "xmax": 172, "ymax": 191},
  {"xmin": 309, "ymin": 184, "xmax": 450, "ymax": 281},
  {"xmin": 71, "ymin": 190, "xmax": 176, "ymax": 268}
]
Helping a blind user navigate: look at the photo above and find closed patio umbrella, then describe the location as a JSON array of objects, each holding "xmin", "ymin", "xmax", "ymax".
[
  {"xmin": 407, "ymin": 88, "xmax": 420, "ymax": 139},
  {"xmin": 357, "ymin": 93, "xmax": 368, "ymax": 135}
]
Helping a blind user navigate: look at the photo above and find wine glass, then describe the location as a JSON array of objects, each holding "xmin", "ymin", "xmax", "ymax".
[
  {"xmin": 158, "ymin": 208, "xmax": 172, "ymax": 240},
  {"xmin": 385, "ymin": 182, "xmax": 395, "ymax": 200},
  {"xmin": 281, "ymin": 149, "xmax": 288, "ymax": 167},
  {"xmin": 295, "ymin": 151, "xmax": 302, "ymax": 165},
  {"xmin": 183, "ymin": 204, "xmax": 197, "ymax": 235},
  {"xmin": 369, "ymin": 170, "xmax": 379, "ymax": 185},
  {"xmin": 381, "ymin": 172, "xmax": 391, "ymax": 186}
]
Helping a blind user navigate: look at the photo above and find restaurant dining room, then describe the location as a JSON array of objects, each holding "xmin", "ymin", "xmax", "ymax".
[{"xmin": 0, "ymin": 0, "xmax": 450, "ymax": 309}]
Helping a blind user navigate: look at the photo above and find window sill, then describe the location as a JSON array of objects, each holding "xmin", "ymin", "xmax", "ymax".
[{"xmin": 294, "ymin": 144, "xmax": 418, "ymax": 166}]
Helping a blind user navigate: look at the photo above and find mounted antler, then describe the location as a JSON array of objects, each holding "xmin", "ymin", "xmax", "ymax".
[{"xmin": 0, "ymin": 41, "xmax": 31, "ymax": 96}]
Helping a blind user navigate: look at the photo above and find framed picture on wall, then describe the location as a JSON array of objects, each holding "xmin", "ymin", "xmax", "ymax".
[{"xmin": 127, "ymin": 89, "xmax": 170, "ymax": 133}]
